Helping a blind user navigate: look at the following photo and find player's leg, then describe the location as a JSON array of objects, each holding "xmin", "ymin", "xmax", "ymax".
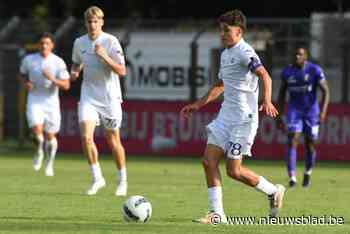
[
  {"xmin": 79, "ymin": 103, "xmax": 105, "ymax": 195},
  {"xmin": 302, "ymin": 118, "xmax": 319, "ymax": 187},
  {"xmin": 42, "ymin": 108, "xmax": 61, "ymax": 176},
  {"xmin": 31, "ymin": 125, "xmax": 45, "ymax": 171},
  {"xmin": 203, "ymin": 144, "xmax": 224, "ymax": 211},
  {"xmin": 26, "ymin": 104, "xmax": 45, "ymax": 171},
  {"xmin": 226, "ymin": 154, "xmax": 285, "ymax": 217},
  {"xmin": 286, "ymin": 132, "xmax": 301, "ymax": 187},
  {"xmin": 80, "ymin": 121, "xmax": 99, "ymax": 164},
  {"xmin": 195, "ymin": 143, "xmax": 225, "ymax": 224},
  {"xmin": 225, "ymin": 122, "xmax": 285, "ymax": 217},
  {"xmin": 101, "ymin": 102, "xmax": 127, "ymax": 196},
  {"xmin": 44, "ymin": 132, "xmax": 58, "ymax": 177},
  {"xmin": 105, "ymin": 128, "xmax": 127, "ymax": 196},
  {"xmin": 285, "ymin": 111, "xmax": 303, "ymax": 187},
  {"xmin": 194, "ymin": 123, "xmax": 228, "ymax": 224},
  {"xmin": 303, "ymin": 136, "xmax": 316, "ymax": 187}
]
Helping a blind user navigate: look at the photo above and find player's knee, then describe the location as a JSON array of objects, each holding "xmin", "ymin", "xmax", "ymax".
[
  {"xmin": 46, "ymin": 134, "xmax": 56, "ymax": 141},
  {"xmin": 306, "ymin": 146, "xmax": 315, "ymax": 154},
  {"xmin": 288, "ymin": 138, "xmax": 299, "ymax": 148},
  {"xmin": 106, "ymin": 137, "xmax": 122, "ymax": 150},
  {"xmin": 81, "ymin": 134, "xmax": 94, "ymax": 146},
  {"xmin": 305, "ymin": 139, "xmax": 315, "ymax": 150},
  {"xmin": 201, "ymin": 157, "xmax": 210, "ymax": 169},
  {"xmin": 201, "ymin": 157, "xmax": 217, "ymax": 170},
  {"xmin": 227, "ymin": 167, "xmax": 241, "ymax": 180},
  {"xmin": 33, "ymin": 134, "xmax": 44, "ymax": 145},
  {"xmin": 113, "ymin": 142, "xmax": 125, "ymax": 153}
]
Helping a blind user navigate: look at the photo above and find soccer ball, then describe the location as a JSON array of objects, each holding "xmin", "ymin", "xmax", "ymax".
[{"xmin": 122, "ymin": 195, "xmax": 152, "ymax": 223}]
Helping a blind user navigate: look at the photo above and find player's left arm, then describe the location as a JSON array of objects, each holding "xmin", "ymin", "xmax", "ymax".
[
  {"xmin": 94, "ymin": 41, "xmax": 126, "ymax": 77},
  {"xmin": 241, "ymin": 49, "xmax": 278, "ymax": 118},
  {"xmin": 318, "ymin": 79, "xmax": 330, "ymax": 123},
  {"xmin": 254, "ymin": 66, "xmax": 278, "ymax": 118}
]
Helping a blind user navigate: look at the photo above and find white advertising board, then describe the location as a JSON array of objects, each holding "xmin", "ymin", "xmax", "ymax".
[{"xmin": 124, "ymin": 32, "xmax": 221, "ymax": 100}]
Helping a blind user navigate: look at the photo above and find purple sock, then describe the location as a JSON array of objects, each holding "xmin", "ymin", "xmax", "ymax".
[
  {"xmin": 287, "ymin": 147, "xmax": 297, "ymax": 177},
  {"xmin": 305, "ymin": 151, "xmax": 316, "ymax": 172}
]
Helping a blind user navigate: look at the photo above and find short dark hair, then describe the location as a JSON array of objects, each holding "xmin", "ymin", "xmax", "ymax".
[
  {"xmin": 38, "ymin": 32, "xmax": 55, "ymax": 43},
  {"xmin": 218, "ymin": 10, "xmax": 247, "ymax": 32}
]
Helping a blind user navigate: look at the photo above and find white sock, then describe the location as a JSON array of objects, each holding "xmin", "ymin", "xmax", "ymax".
[
  {"xmin": 255, "ymin": 176, "xmax": 278, "ymax": 195},
  {"xmin": 304, "ymin": 169, "xmax": 312, "ymax": 175},
  {"xmin": 208, "ymin": 186, "xmax": 224, "ymax": 215},
  {"xmin": 117, "ymin": 167, "xmax": 127, "ymax": 183},
  {"xmin": 45, "ymin": 138, "xmax": 58, "ymax": 166},
  {"xmin": 36, "ymin": 134, "xmax": 44, "ymax": 157},
  {"xmin": 290, "ymin": 176, "xmax": 297, "ymax": 182},
  {"xmin": 90, "ymin": 162, "xmax": 103, "ymax": 182}
]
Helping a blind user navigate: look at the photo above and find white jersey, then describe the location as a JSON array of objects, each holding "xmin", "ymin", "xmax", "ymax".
[
  {"xmin": 72, "ymin": 32, "xmax": 125, "ymax": 114},
  {"xmin": 217, "ymin": 38, "xmax": 262, "ymax": 124},
  {"xmin": 20, "ymin": 52, "xmax": 69, "ymax": 108}
]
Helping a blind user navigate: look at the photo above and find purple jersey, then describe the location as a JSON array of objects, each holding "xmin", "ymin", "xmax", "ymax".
[
  {"xmin": 281, "ymin": 61, "xmax": 325, "ymax": 138},
  {"xmin": 281, "ymin": 61, "xmax": 325, "ymax": 114}
]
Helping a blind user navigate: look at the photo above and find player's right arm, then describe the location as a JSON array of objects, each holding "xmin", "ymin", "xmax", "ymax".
[
  {"xmin": 180, "ymin": 80, "xmax": 224, "ymax": 118},
  {"xmin": 19, "ymin": 56, "xmax": 33, "ymax": 91},
  {"xmin": 70, "ymin": 39, "xmax": 83, "ymax": 81},
  {"xmin": 70, "ymin": 63, "xmax": 83, "ymax": 81},
  {"xmin": 276, "ymin": 78, "xmax": 288, "ymax": 129},
  {"xmin": 19, "ymin": 73, "xmax": 33, "ymax": 91}
]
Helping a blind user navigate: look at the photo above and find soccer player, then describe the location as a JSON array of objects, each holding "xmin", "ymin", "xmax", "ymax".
[
  {"xmin": 276, "ymin": 47, "xmax": 330, "ymax": 187},
  {"xmin": 180, "ymin": 10, "xmax": 285, "ymax": 223},
  {"xmin": 70, "ymin": 6, "xmax": 128, "ymax": 196},
  {"xmin": 20, "ymin": 32, "xmax": 70, "ymax": 176}
]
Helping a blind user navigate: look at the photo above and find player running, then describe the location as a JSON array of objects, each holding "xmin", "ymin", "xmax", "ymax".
[
  {"xmin": 20, "ymin": 32, "xmax": 70, "ymax": 176},
  {"xmin": 181, "ymin": 10, "xmax": 285, "ymax": 224},
  {"xmin": 70, "ymin": 6, "xmax": 128, "ymax": 196}
]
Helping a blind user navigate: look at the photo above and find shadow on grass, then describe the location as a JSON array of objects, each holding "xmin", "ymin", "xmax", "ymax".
[{"xmin": 0, "ymin": 216, "xmax": 193, "ymax": 233}]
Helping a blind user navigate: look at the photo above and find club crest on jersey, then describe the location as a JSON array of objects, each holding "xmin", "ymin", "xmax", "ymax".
[
  {"xmin": 287, "ymin": 76, "xmax": 296, "ymax": 83},
  {"xmin": 222, "ymin": 57, "xmax": 235, "ymax": 65},
  {"xmin": 304, "ymin": 74, "xmax": 309, "ymax": 81}
]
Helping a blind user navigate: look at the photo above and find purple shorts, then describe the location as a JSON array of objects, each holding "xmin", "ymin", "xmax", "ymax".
[{"xmin": 287, "ymin": 110, "xmax": 320, "ymax": 140}]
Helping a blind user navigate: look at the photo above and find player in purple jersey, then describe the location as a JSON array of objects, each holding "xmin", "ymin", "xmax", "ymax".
[{"xmin": 277, "ymin": 47, "xmax": 330, "ymax": 187}]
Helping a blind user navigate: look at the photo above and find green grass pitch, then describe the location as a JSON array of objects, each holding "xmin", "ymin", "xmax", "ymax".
[{"xmin": 0, "ymin": 148, "xmax": 349, "ymax": 234}]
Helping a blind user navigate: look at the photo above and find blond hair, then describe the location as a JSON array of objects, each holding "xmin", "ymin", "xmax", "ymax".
[{"xmin": 84, "ymin": 6, "xmax": 104, "ymax": 20}]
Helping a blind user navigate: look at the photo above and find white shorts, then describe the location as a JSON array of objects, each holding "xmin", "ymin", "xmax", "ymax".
[
  {"xmin": 26, "ymin": 103, "xmax": 61, "ymax": 133},
  {"xmin": 78, "ymin": 101, "xmax": 122, "ymax": 130},
  {"xmin": 206, "ymin": 118, "xmax": 258, "ymax": 160}
]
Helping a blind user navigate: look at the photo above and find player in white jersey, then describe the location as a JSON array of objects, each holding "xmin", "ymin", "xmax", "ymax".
[
  {"xmin": 20, "ymin": 32, "xmax": 70, "ymax": 176},
  {"xmin": 70, "ymin": 6, "xmax": 127, "ymax": 196},
  {"xmin": 181, "ymin": 10, "xmax": 285, "ymax": 224}
]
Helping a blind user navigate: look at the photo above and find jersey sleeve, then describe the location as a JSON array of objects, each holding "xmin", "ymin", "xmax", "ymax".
[
  {"xmin": 72, "ymin": 39, "xmax": 82, "ymax": 65},
  {"xmin": 19, "ymin": 56, "xmax": 29, "ymax": 75},
  {"xmin": 109, "ymin": 37, "xmax": 125, "ymax": 65},
  {"xmin": 56, "ymin": 59, "xmax": 70, "ymax": 80},
  {"xmin": 280, "ymin": 67, "xmax": 288, "ymax": 81},
  {"xmin": 239, "ymin": 47, "xmax": 262, "ymax": 72},
  {"xmin": 315, "ymin": 65, "xmax": 326, "ymax": 83}
]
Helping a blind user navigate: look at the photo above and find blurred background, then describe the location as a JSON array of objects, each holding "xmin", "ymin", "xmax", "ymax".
[{"xmin": 1, "ymin": 0, "xmax": 350, "ymax": 161}]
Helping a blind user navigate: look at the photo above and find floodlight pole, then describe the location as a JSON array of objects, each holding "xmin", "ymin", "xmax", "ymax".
[
  {"xmin": 189, "ymin": 28, "xmax": 206, "ymax": 102},
  {"xmin": 337, "ymin": 0, "xmax": 349, "ymax": 103}
]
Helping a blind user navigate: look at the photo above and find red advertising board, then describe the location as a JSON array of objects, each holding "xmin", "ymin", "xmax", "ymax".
[{"xmin": 59, "ymin": 98, "xmax": 350, "ymax": 161}]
